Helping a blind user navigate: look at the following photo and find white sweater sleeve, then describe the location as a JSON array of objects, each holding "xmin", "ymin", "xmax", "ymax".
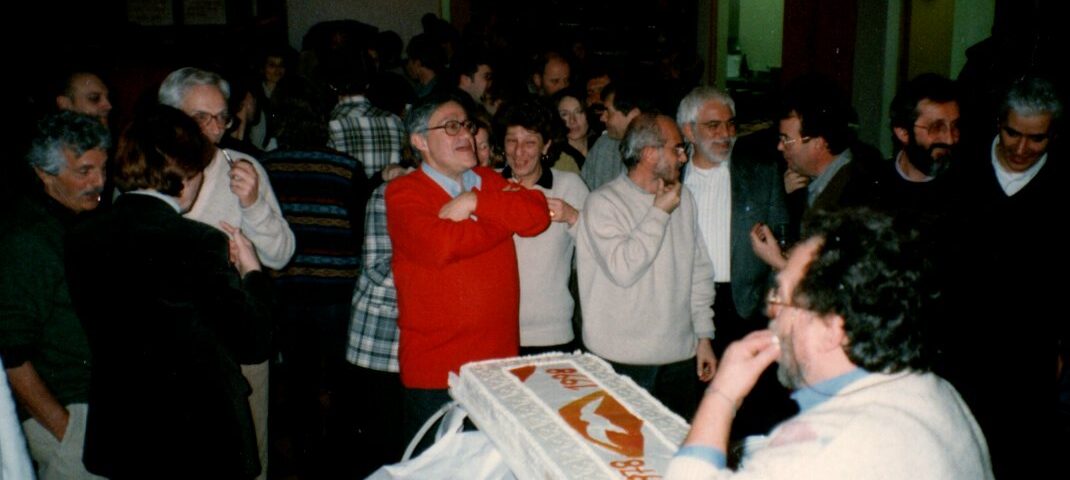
[{"xmin": 581, "ymin": 188, "xmax": 670, "ymax": 288}]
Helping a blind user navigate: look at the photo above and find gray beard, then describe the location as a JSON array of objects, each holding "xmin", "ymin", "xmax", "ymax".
[
  {"xmin": 696, "ymin": 140, "xmax": 733, "ymax": 164},
  {"xmin": 776, "ymin": 335, "xmax": 804, "ymax": 390}
]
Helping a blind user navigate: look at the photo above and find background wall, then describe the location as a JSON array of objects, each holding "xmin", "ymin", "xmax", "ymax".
[
  {"xmin": 852, "ymin": 0, "xmax": 901, "ymax": 157},
  {"xmin": 950, "ymin": 0, "xmax": 994, "ymax": 76},
  {"xmin": 738, "ymin": 0, "xmax": 783, "ymax": 72},
  {"xmin": 907, "ymin": 0, "xmax": 954, "ymax": 77},
  {"xmin": 286, "ymin": 0, "xmax": 440, "ymax": 50}
]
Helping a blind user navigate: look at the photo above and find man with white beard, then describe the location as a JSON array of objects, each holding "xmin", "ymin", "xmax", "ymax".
[{"xmin": 677, "ymin": 87, "xmax": 792, "ymax": 438}]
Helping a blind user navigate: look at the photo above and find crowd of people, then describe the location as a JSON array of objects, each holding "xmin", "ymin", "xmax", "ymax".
[{"xmin": 1, "ymin": 10, "xmax": 1066, "ymax": 480}]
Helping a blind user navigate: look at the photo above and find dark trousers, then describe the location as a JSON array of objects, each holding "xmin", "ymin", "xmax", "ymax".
[
  {"xmin": 271, "ymin": 302, "xmax": 350, "ymax": 478},
  {"xmin": 402, "ymin": 387, "xmax": 452, "ymax": 457},
  {"xmin": 608, "ymin": 357, "xmax": 699, "ymax": 420},
  {"xmin": 338, "ymin": 363, "xmax": 404, "ymax": 478},
  {"xmin": 519, "ymin": 338, "xmax": 581, "ymax": 357}
]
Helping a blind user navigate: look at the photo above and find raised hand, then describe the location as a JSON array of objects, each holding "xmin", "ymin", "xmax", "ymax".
[
  {"xmin": 784, "ymin": 169, "xmax": 809, "ymax": 194},
  {"xmin": 229, "ymin": 159, "xmax": 260, "ymax": 208},
  {"xmin": 653, "ymin": 179, "xmax": 682, "ymax": 213},
  {"xmin": 750, "ymin": 222, "xmax": 787, "ymax": 270},
  {"xmin": 220, "ymin": 221, "xmax": 262, "ymax": 276},
  {"xmin": 546, "ymin": 197, "xmax": 579, "ymax": 225},
  {"xmin": 708, "ymin": 330, "xmax": 781, "ymax": 406}
]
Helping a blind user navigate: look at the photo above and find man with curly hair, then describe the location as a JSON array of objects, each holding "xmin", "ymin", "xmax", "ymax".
[{"xmin": 667, "ymin": 208, "xmax": 993, "ymax": 479}]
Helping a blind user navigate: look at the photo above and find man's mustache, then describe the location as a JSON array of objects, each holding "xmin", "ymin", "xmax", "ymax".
[{"xmin": 928, "ymin": 143, "xmax": 954, "ymax": 153}]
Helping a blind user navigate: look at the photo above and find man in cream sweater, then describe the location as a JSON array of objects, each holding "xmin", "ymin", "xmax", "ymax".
[
  {"xmin": 668, "ymin": 208, "xmax": 992, "ymax": 479},
  {"xmin": 577, "ymin": 113, "xmax": 716, "ymax": 419}
]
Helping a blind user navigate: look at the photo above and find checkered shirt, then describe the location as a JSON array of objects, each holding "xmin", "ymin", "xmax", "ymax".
[
  {"xmin": 327, "ymin": 96, "xmax": 406, "ymax": 180},
  {"xmin": 346, "ymin": 184, "xmax": 400, "ymax": 372}
]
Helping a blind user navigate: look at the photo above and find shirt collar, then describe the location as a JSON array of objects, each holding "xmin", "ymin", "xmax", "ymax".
[
  {"xmin": 339, "ymin": 94, "xmax": 368, "ymax": 104},
  {"xmin": 894, "ymin": 150, "xmax": 934, "ymax": 182},
  {"xmin": 421, "ymin": 162, "xmax": 482, "ymax": 197},
  {"xmin": 126, "ymin": 189, "xmax": 182, "ymax": 213},
  {"xmin": 791, "ymin": 367, "xmax": 869, "ymax": 412},
  {"xmin": 501, "ymin": 164, "xmax": 553, "ymax": 189},
  {"xmin": 808, "ymin": 149, "xmax": 853, "ymax": 205}
]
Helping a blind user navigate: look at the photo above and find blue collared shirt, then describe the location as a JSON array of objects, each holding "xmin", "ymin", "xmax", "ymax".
[
  {"xmin": 421, "ymin": 163, "xmax": 482, "ymax": 198},
  {"xmin": 791, "ymin": 367, "xmax": 870, "ymax": 412}
]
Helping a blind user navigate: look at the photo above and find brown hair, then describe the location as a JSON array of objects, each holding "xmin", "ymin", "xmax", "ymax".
[{"xmin": 114, "ymin": 105, "xmax": 213, "ymax": 196}]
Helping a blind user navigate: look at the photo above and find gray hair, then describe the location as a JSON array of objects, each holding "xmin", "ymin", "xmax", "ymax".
[
  {"xmin": 27, "ymin": 111, "xmax": 111, "ymax": 175},
  {"xmin": 676, "ymin": 86, "xmax": 736, "ymax": 126},
  {"xmin": 405, "ymin": 93, "xmax": 466, "ymax": 162},
  {"xmin": 1000, "ymin": 76, "xmax": 1063, "ymax": 124},
  {"xmin": 619, "ymin": 113, "xmax": 665, "ymax": 169},
  {"xmin": 158, "ymin": 67, "xmax": 231, "ymax": 108}
]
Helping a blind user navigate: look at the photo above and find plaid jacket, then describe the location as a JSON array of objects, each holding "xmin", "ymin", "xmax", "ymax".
[
  {"xmin": 346, "ymin": 184, "xmax": 399, "ymax": 372},
  {"xmin": 327, "ymin": 96, "xmax": 406, "ymax": 180}
]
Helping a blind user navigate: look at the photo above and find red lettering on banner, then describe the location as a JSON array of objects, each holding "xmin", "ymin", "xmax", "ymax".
[
  {"xmin": 609, "ymin": 458, "xmax": 661, "ymax": 479},
  {"xmin": 546, "ymin": 367, "xmax": 598, "ymax": 390}
]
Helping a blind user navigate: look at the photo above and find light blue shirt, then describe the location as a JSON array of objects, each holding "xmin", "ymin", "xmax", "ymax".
[
  {"xmin": 791, "ymin": 367, "xmax": 870, "ymax": 412},
  {"xmin": 421, "ymin": 163, "xmax": 482, "ymax": 198}
]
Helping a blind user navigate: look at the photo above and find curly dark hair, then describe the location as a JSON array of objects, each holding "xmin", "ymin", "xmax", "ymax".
[
  {"xmin": 494, "ymin": 95, "xmax": 558, "ymax": 141},
  {"xmin": 796, "ymin": 207, "xmax": 931, "ymax": 373},
  {"xmin": 889, "ymin": 73, "xmax": 958, "ymax": 130},
  {"xmin": 493, "ymin": 94, "xmax": 563, "ymax": 167}
]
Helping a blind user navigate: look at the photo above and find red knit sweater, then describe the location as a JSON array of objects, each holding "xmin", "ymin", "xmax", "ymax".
[{"xmin": 386, "ymin": 167, "xmax": 550, "ymax": 388}]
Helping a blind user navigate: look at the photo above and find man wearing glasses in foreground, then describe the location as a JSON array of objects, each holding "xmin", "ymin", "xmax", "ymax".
[
  {"xmin": 385, "ymin": 93, "xmax": 550, "ymax": 446},
  {"xmin": 667, "ymin": 208, "xmax": 993, "ymax": 479}
]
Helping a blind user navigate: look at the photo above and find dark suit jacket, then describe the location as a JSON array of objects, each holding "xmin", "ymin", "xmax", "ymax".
[
  {"xmin": 681, "ymin": 132, "xmax": 789, "ymax": 319},
  {"xmin": 66, "ymin": 194, "xmax": 273, "ymax": 479},
  {"xmin": 786, "ymin": 143, "xmax": 884, "ymax": 237},
  {"xmin": 727, "ymin": 147, "xmax": 789, "ymax": 319}
]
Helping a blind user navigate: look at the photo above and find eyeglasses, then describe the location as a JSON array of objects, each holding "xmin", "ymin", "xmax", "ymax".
[
  {"xmin": 192, "ymin": 111, "xmax": 233, "ymax": 129},
  {"xmin": 656, "ymin": 143, "xmax": 688, "ymax": 157},
  {"xmin": 698, "ymin": 118, "xmax": 736, "ymax": 132},
  {"xmin": 766, "ymin": 287, "xmax": 806, "ymax": 317},
  {"xmin": 778, "ymin": 135, "xmax": 811, "ymax": 146},
  {"xmin": 423, "ymin": 119, "xmax": 478, "ymax": 136},
  {"xmin": 913, "ymin": 121, "xmax": 959, "ymax": 136}
]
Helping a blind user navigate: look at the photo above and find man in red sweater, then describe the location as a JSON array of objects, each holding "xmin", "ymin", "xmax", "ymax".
[{"xmin": 386, "ymin": 93, "xmax": 550, "ymax": 444}]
